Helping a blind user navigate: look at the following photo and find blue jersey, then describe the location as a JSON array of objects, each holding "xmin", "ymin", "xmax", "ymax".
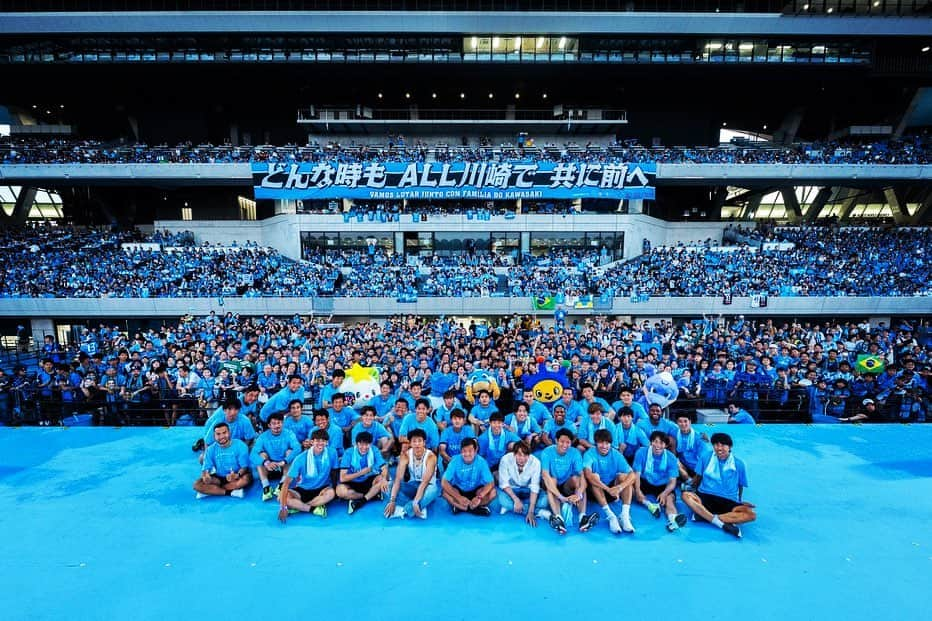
[
  {"xmin": 478, "ymin": 429, "xmax": 520, "ymax": 468},
  {"xmin": 583, "ymin": 447, "xmax": 632, "ymax": 485},
  {"xmin": 540, "ymin": 445, "xmax": 584, "ymax": 485},
  {"xmin": 611, "ymin": 401, "xmax": 648, "ymax": 424},
  {"xmin": 370, "ymin": 394, "xmax": 396, "ymax": 419},
  {"xmin": 637, "ymin": 417, "xmax": 678, "ymax": 438},
  {"xmin": 203, "ymin": 439, "xmax": 250, "ymax": 475},
  {"xmin": 203, "ymin": 409, "xmax": 257, "ymax": 446},
  {"xmin": 314, "ymin": 423, "xmax": 345, "ymax": 456},
  {"xmin": 675, "ymin": 429, "xmax": 710, "ymax": 471},
  {"xmin": 505, "ymin": 414, "xmax": 541, "ymax": 440},
  {"xmin": 577, "ymin": 397, "xmax": 613, "ymax": 417},
  {"xmin": 288, "ymin": 447, "xmax": 339, "ymax": 490},
  {"xmin": 433, "ymin": 402, "xmax": 461, "ymax": 426},
  {"xmin": 250, "ymin": 429, "xmax": 301, "ymax": 465},
  {"xmin": 697, "ymin": 453, "xmax": 748, "ymax": 502},
  {"xmin": 730, "ymin": 409, "xmax": 756, "ymax": 424},
  {"xmin": 554, "ymin": 400, "xmax": 587, "ymax": 424},
  {"xmin": 283, "ymin": 414, "xmax": 315, "ymax": 443},
  {"xmin": 469, "ymin": 402, "xmax": 499, "ymax": 424},
  {"xmin": 350, "ymin": 420, "xmax": 392, "ymax": 447},
  {"xmin": 398, "ymin": 414, "xmax": 440, "ymax": 450},
  {"xmin": 442, "ymin": 454, "xmax": 494, "ymax": 492},
  {"xmin": 577, "ymin": 416, "xmax": 617, "ymax": 445},
  {"xmin": 614, "ymin": 424, "xmax": 650, "ymax": 460},
  {"xmin": 339, "ymin": 447, "xmax": 386, "ymax": 480},
  {"xmin": 633, "ymin": 447, "xmax": 679, "ymax": 487},
  {"xmin": 528, "ymin": 400, "xmax": 552, "ymax": 425},
  {"xmin": 328, "ymin": 406, "xmax": 360, "ymax": 429},
  {"xmin": 262, "ymin": 387, "xmax": 304, "ymax": 422},
  {"xmin": 542, "ymin": 418, "xmax": 577, "ymax": 442},
  {"xmin": 439, "ymin": 425, "xmax": 476, "ymax": 459},
  {"xmin": 317, "ymin": 382, "xmax": 342, "ymax": 409}
]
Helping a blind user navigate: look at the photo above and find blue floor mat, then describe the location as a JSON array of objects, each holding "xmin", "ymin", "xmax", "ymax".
[{"xmin": 1, "ymin": 424, "xmax": 930, "ymax": 620}]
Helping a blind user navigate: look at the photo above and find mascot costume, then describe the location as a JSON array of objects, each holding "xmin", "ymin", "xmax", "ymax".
[
  {"xmin": 637, "ymin": 365, "xmax": 680, "ymax": 410},
  {"xmin": 341, "ymin": 363, "xmax": 382, "ymax": 407},
  {"xmin": 463, "ymin": 369, "xmax": 502, "ymax": 405}
]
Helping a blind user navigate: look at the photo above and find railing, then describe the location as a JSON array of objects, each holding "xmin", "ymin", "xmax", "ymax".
[{"xmin": 299, "ymin": 108, "xmax": 628, "ymax": 122}]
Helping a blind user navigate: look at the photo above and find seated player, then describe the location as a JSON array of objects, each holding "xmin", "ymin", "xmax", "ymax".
[
  {"xmin": 576, "ymin": 402, "xmax": 616, "ymax": 452},
  {"xmin": 539, "ymin": 429, "xmax": 598, "ymax": 534},
  {"xmin": 674, "ymin": 412, "xmax": 710, "ymax": 491},
  {"xmin": 283, "ymin": 399, "xmax": 314, "ymax": 449},
  {"xmin": 478, "ymin": 412, "xmax": 520, "ymax": 472},
  {"xmin": 521, "ymin": 387, "xmax": 552, "ymax": 426},
  {"xmin": 638, "ymin": 403, "xmax": 678, "ymax": 452},
  {"xmin": 682, "ymin": 432, "xmax": 755, "ymax": 539},
  {"xmin": 583, "ymin": 429, "xmax": 636, "ymax": 534},
  {"xmin": 336, "ymin": 431, "xmax": 390, "ymax": 514},
  {"xmin": 441, "ymin": 437, "xmax": 497, "ymax": 516},
  {"xmin": 578, "ymin": 382, "xmax": 616, "ymax": 420},
  {"xmin": 432, "ymin": 389, "xmax": 461, "ymax": 432},
  {"xmin": 250, "ymin": 411, "xmax": 301, "ymax": 501},
  {"xmin": 384, "ymin": 398, "xmax": 410, "ymax": 439},
  {"xmin": 615, "ymin": 406, "xmax": 650, "ymax": 465},
  {"xmin": 398, "ymin": 398, "xmax": 441, "ymax": 453},
  {"xmin": 351, "ymin": 405, "xmax": 395, "ymax": 459},
  {"xmin": 554, "ymin": 386, "xmax": 585, "ymax": 426},
  {"xmin": 313, "ymin": 409, "xmax": 345, "ymax": 457},
  {"xmin": 633, "ymin": 431, "xmax": 687, "ymax": 532},
  {"xmin": 612, "ymin": 386, "xmax": 648, "ymax": 424},
  {"xmin": 202, "ymin": 397, "xmax": 257, "ymax": 448},
  {"xmin": 438, "ymin": 408, "xmax": 475, "ymax": 467},
  {"xmin": 328, "ymin": 392, "xmax": 360, "ymax": 440},
  {"xmin": 504, "ymin": 402, "xmax": 542, "ymax": 449},
  {"xmin": 194, "ymin": 422, "xmax": 252, "ymax": 499},
  {"xmin": 540, "ymin": 403, "xmax": 576, "ymax": 447},
  {"xmin": 497, "ymin": 441, "xmax": 549, "ymax": 527},
  {"xmin": 384, "ymin": 429, "xmax": 438, "ymax": 520},
  {"xmin": 261, "ymin": 374, "xmax": 305, "ymax": 424},
  {"xmin": 468, "ymin": 389, "xmax": 499, "ymax": 433},
  {"xmin": 278, "ymin": 428, "xmax": 338, "ymax": 521}
]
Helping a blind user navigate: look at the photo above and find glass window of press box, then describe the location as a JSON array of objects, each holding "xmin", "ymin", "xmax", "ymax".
[
  {"xmin": 531, "ymin": 232, "xmax": 623, "ymax": 259},
  {"xmin": 301, "ymin": 231, "xmax": 393, "ymax": 258}
]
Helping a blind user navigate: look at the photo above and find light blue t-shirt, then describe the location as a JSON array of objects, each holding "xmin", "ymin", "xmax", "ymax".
[
  {"xmin": 203, "ymin": 409, "xmax": 257, "ymax": 446},
  {"xmin": 478, "ymin": 429, "xmax": 521, "ymax": 468},
  {"xmin": 263, "ymin": 386, "xmax": 305, "ymax": 422},
  {"xmin": 328, "ymin": 405, "xmax": 360, "ymax": 429},
  {"xmin": 540, "ymin": 445, "xmax": 584, "ymax": 485},
  {"xmin": 439, "ymin": 425, "xmax": 476, "ymax": 459},
  {"xmin": 283, "ymin": 414, "xmax": 314, "ymax": 443},
  {"xmin": 633, "ymin": 447, "xmax": 679, "ymax": 487},
  {"xmin": 675, "ymin": 429, "xmax": 711, "ymax": 471},
  {"xmin": 614, "ymin": 424, "xmax": 650, "ymax": 460},
  {"xmin": 350, "ymin": 420, "xmax": 392, "ymax": 446},
  {"xmin": 577, "ymin": 416, "xmax": 617, "ymax": 445},
  {"xmin": 697, "ymin": 452, "xmax": 749, "ymax": 502},
  {"xmin": 398, "ymin": 414, "xmax": 441, "ymax": 450},
  {"xmin": 202, "ymin": 439, "xmax": 251, "ymax": 475},
  {"xmin": 287, "ymin": 446, "xmax": 339, "ymax": 490},
  {"xmin": 583, "ymin": 447, "xmax": 632, "ymax": 485},
  {"xmin": 339, "ymin": 447, "xmax": 386, "ymax": 480},
  {"xmin": 505, "ymin": 414, "xmax": 542, "ymax": 439},
  {"xmin": 637, "ymin": 417, "xmax": 678, "ymax": 438},
  {"xmin": 611, "ymin": 400, "xmax": 648, "ymax": 424},
  {"xmin": 469, "ymin": 402, "xmax": 499, "ymax": 424},
  {"xmin": 250, "ymin": 429, "xmax": 301, "ymax": 465},
  {"xmin": 442, "ymin": 454, "xmax": 494, "ymax": 492}
]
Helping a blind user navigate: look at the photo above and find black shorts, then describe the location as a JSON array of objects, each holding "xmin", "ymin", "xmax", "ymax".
[
  {"xmin": 295, "ymin": 486, "xmax": 329, "ymax": 503},
  {"xmin": 266, "ymin": 469, "xmax": 284, "ymax": 481},
  {"xmin": 346, "ymin": 478, "xmax": 375, "ymax": 495},
  {"xmin": 640, "ymin": 480, "xmax": 669, "ymax": 498},
  {"xmin": 697, "ymin": 492, "xmax": 741, "ymax": 515},
  {"xmin": 452, "ymin": 485, "xmax": 478, "ymax": 500},
  {"xmin": 681, "ymin": 463, "xmax": 698, "ymax": 478}
]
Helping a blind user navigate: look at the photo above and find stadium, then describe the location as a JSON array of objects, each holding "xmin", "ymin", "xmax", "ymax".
[{"xmin": 1, "ymin": 2, "xmax": 931, "ymax": 619}]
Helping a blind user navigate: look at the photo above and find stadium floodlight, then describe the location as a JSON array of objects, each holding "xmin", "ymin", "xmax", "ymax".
[
  {"xmin": 802, "ymin": 3, "xmax": 809, "ymax": 9},
  {"xmin": 515, "ymin": 93, "xmax": 520, "ymax": 99},
  {"xmin": 378, "ymin": 92, "xmax": 383, "ymax": 99},
  {"xmin": 827, "ymin": 7, "xmax": 833, "ymax": 13},
  {"xmin": 460, "ymin": 92, "xmax": 465, "ymax": 99},
  {"xmin": 405, "ymin": 92, "xmax": 411, "ymax": 99},
  {"xmin": 432, "ymin": 92, "xmax": 437, "ymax": 99},
  {"xmin": 488, "ymin": 93, "xmax": 494, "ymax": 99},
  {"xmin": 542, "ymin": 93, "xmax": 548, "ymax": 99},
  {"xmin": 923, "ymin": 47, "xmax": 931, "ymax": 53}
]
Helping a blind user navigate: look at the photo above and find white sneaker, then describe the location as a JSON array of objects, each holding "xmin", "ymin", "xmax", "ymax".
[
  {"xmin": 417, "ymin": 507, "xmax": 428, "ymax": 520},
  {"xmin": 500, "ymin": 506, "xmax": 508, "ymax": 515},
  {"xmin": 195, "ymin": 492, "xmax": 207, "ymax": 500},
  {"xmin": 536, "ymin": 508, "xmax": 552, "ymax": 520},
  {"xmin": 621, "ymin": 514, "xmax": 635, "ymax": 533},
  {"xmin": 390, "ymin": 506, "xmax": 406, "ymax": 519},
  {"xmin": 608, "ymin": 514, "xmax": 622, "ymax": 534},
  {"xmin": 230, "ymin": 489, "xmax": 244, "ymax": 499}
]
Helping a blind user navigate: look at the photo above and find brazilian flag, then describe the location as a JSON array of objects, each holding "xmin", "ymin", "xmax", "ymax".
[
  {"xmin": 533, "ymin": 296, "xmax": 556, "ymax": 311},
  {"xmin": 855, "ymin": 354, "xmax": 886, "ymax": 374}
]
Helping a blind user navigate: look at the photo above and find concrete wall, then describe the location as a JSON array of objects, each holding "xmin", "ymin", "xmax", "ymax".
[
  {"xmin": 2, "ymin": 296, "xmax": 928, "ymax": 318},
  {"xmin": 155, "ymin": 213, "xmax": 729, "ymax": 261}
]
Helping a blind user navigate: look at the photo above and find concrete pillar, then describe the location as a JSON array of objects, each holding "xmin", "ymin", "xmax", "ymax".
[
  {"xmin": 883, "ymin": 187, "xmax": 907, "ymax": 224},
  {"xmin": 804, "ymin": 187, "xmax": 832, "ymax": 222},
  {"xmin": 781, "ymin": 187, "xmax": 802, "ymax": 221},
  {"xmin": 12, "ymin": 186, "xmax": 36, "ymax": 225}
]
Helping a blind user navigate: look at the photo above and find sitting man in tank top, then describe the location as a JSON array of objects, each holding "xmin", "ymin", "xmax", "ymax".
[{"xmin": 384, "ymin": 428, "xmax": 439, "ymax": 520}]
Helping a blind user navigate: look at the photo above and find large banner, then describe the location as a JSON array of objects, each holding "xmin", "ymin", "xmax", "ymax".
[{"xmin": 253, "ymin": 161, "xmax": 655, "ymax": 200}]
